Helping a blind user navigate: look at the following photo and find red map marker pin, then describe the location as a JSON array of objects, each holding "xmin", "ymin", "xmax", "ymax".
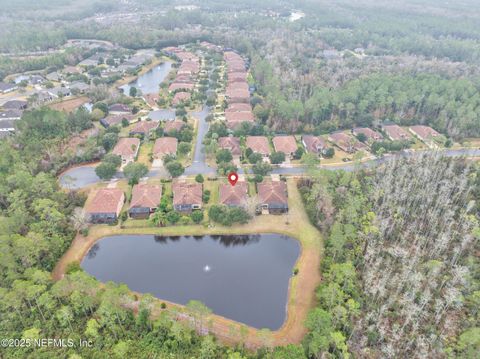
[{"xmin": 228, "ymin": 172, "xmax": 238, "ymax": 186}]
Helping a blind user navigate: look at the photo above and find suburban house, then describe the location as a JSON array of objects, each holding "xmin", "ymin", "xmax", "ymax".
[
  {"xmin": 225, "ymin": 88, "xmax": 250, "ymax": 103},
  {"xmin": 218, "ymin": 136, "xmax": 241, "ymax": 158},
  {"xmin": 225, "ymin": 111, "xmax": 255, "ymax": 129},
  {"xmin": 0, "ymin": 120, "xmax": 16, "ymax": 137},
  {"xmin": 153, "ymin": 137, "xmax": 178, "ymax": 159},
  {"xmin": 100, "ymin": 114, "xmax": 136, "ymax": 128},
  {"xmin": 328, "ymin": 132, "xmax": 368, "ymax": 153},
  {"xmin": 129, "ymin": 120, "xmax": 159, "ymax": 137},
  {"xmin": 2, "ymin": 100, "xmax": 28, "ymax": 110},
  {"xmin": 352, "ymin": 127, "xmax": 383, "ymax": 143},
  {"xmin": 169, "ymin": 82, "xmax": 194, "ymax": 92},
  {"xmin": 272, "ymin": 136, "xmax": 298, "ymax": 159},
  {"xmin": 172, "ymin": 181, "xmax": 203, "ymax": 213},
  {"xmin": 246, "ymin": 136, "xmax": 270, "ymax": 158},
  {"xmin": 409, "ymin": 125, "xmax": 440, "ymax": 144},
  {"xmin": 257, "ymin": 181, "xmax": 288, "ymax": 214},
  {"xmin": 128, "ymin": 184, "xmax": 162, "ymax": 219},
  {"xmin": 69, "ymin": 81, "xmax": 90, "ymax": 93},
  {"xmin": 163, "ymin": 120, "xmax": 185, "ymax": 133},
  {"xmin": 0, "ymin": 82, "xmax": 18, "ymax": 94},
  {"xmin": 48, "ymin": 87, "xmax": 71, "ymax": 98},
  {"xmin": 226, "ymin": 102, "xmax": 252, "ymax": 112},
  {"xmin": 382, "ymin": 124, "xmax": 412, "ymax": 141},
  {"xmin": 109, "ymin": 103, "xmax": 131, "ymax": 114},
  {"xmin": 112, "ymin": 137, "xmax": 141, "ymax": 164},
  {"xmin": 302, "ymin": 135, "xmax": 328, "ymax": 155},
  {"xmin": 219, "ymin": 182, "xmax": 248, "ymax": 207},
  {"xmin": 85, "ymin": 188, "xmax": 125, "ymax": 224},
  {"xmin": 172, "ymin": 91, "xmax": 191, "ymax": 106}
]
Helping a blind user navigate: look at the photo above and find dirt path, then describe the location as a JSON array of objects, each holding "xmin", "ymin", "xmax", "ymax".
[{"xmin": 52, "ymin": 179, "xmax": 323, "ymax": 348}]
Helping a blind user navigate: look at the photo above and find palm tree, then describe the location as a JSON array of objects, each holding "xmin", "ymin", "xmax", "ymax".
[{"xmin": 151, "ymin": 210, "xmax": 166, "ymax": 227}]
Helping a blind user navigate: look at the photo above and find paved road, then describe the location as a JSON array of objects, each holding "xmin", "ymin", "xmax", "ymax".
[{"xmin": 184, "ymin": 105, "xmax": 216, "ymax": 176}]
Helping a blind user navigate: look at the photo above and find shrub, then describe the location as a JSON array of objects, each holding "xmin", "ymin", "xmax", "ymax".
[
  {"xmin": 191, "ymin": 211, "xmax": 204, "ymax": 224},
  {"xmin": 195, "ymin": 174, "xmax": 204, "ymax": 183}
]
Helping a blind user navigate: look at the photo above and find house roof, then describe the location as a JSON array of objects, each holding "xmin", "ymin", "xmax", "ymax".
[
  {"xmin": 246, "ymin": 136, "xmax": 270, "ymax": 155},
  {"xmin": 172, "ymin": 91, "xmax": 191, "ymax": 105},
  {"xmin": 226, "ymin": 82, "xmax": 249, "ymax": 93},
  {"xmin": 273, "ymin": 136, "xmax": 297, "ymax": 154},
  {"xmin": 109, "ymin": 103, "xmax": 130, "ymax": 113},
  {"xmin": 227, "ymin": 72, "xmax": 247, "ymax": 82},
  {"xmin": 112, "ymin": 137, "xmax": 140, "ymax": 157},
  {"xmin": 169, "ymin": 82, "xmax": 194, "ymax": 92},
  {"xmin": 130, "ymin": 120, "xmax": 159, "ymax": 134},
  {"xmin": 2, "ymin": 100, "xmax": 27, "ymax": 110},
  {"xmin": 86, "ymin": 188, "xmax": 124, "ymax": 214},
  {"xmin": 226, "ymin": 103, "xmax": 252, "ymax": 112},
  {"xmin": 219, "ymin": 182, "xmax": 248, "ymax": 206},
  {"xmin": 352, "ymin": 127, "xmax": 383, "ymax": 141},
  {"xmin": 225, "ymin": 88, "xmax": 250, "ymax": 101},
  {"xmin": 329, "ymin": 132, "xmax": 368, "ymax": 151},
  {"xmin": 257, "ymin": 181, "xmax": 288, "ymax": 207},
  {"xmin": 409, "ymin": 125, "xmax": 440, "ymax": 139},
  {"xmin": 153, "ymin": 137, "xmax": 178, "ymax": 155},
  {"xmin": 172, "ymin": 182, "xmax": 202, "ymax": 206},
  {"xmin": 382, "ymin": 124, "xmax": 411, "ymax": 141},
  {"xmin": 218, "ymin": 136, "xmax": 241, "ymax": 156},
  {"xmin": 101, "ymin": 114, "xmax": 135, "ymax": 127},
  {"xmin": 130, "ymin": 184, "xmax": 162, "ymax": 209},
  {"xmin": 0, "ymin": 119, "xmax": 16, "ymax": 131},
  {"xmin": 225, "ymin": 111, "xmax": 254, "ymax": 125},
  {"xmin": 302, "ymin": 135, "xmax": 327, "ymax": 153},
  {"xmin": 0, "ymin": 82, "xmax": 17, "ymax": 92},
  {"xmin": 164, "ymin": 120, "xmax": 185, "ymax": 133},
  {"xmin": 0, "ymin": 109, "xmax": 22, "ymax": 120}
]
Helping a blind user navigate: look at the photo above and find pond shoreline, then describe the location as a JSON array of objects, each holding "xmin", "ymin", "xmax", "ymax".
[{"xmin": 52, "ymin": 179, "xmax": 323, "ymax": 349}]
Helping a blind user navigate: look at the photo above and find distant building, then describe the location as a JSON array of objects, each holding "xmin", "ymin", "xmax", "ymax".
[
  {"xmin": 0, "ymin": 82, "xmax": 18, "ymax": 94},
  {"xmin": 129, "ymin": 184, "xmax": 162, "ymax": 219},
  {"xmin": 112, "ymin": 137, "xmax": 140, "ymax": 164},
  {"xmin": 328, "ymin": 132, "xmax": 368, "ymax": 153},
  {"xmin": 2, "ymin": 100, "xmax": 28, "ymax": 110},
  {"xmin": 108, "ymin": 103, "xmax": 131, "ymax": 114},
  {"xmin": 409, "ymin": 125, "xmax": 440, "ymax": 142},
  {"xmin": 163, "ymin": 120, "xmax": 185, "ymax": 133},
  {"xmin": 100, "ymin": 114, "xmax": 136, "ymax": 128},
  {"xmin": 129, "ymin": 120, "xmax": 159, "ymax": 137},
  {"xmin": 86, "ymin": 188, "xmax": 125, "ymax": 224},
  {"xmin": 352, "ymin": 127, "xmax": 383, "ymax": 142},
  {"xmin": 382, "ymin": 124, "xmax": 411, "ymax": 141},
  {"xmin": 0, "ymin": 109, "xmax": 22, "ymax": 120},
  {"xmin": 302, "ymin": 135, "xmax": 328, "ymax": 155}
]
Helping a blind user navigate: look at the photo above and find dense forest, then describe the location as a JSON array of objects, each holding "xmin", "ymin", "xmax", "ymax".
[
  {"xmin": 1, "ymin": 0, "xmax": 480, "ymax": 137},
  {"xmin": 299, "ymin": 155, "xmax": 480, "ymax": 357}
]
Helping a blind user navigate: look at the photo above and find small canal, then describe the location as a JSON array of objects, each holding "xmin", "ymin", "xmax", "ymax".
[{"xmin": 81, "ymin": 233, "xmax": 300, "ymax": 330}]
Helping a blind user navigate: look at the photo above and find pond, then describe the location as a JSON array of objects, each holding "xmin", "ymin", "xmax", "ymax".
[
  {"xmin": 120, "ymin": 61, "xmax": 172, "ymax": 95},
  {"xmin": 59, "ymin": 165, "xmax": 123, "ymax": 189},
  {"xmin": 81, "ymin": 234, "xmax": 300, "ymax": 330}
]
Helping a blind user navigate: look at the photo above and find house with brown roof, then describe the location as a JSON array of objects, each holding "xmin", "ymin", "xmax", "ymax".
[
  {"xmin": 246, "ymin": 136, "xmax": 270, "ymax": 158},
  {"xmin": 352, "ymin": 127, "xmax": 383, "ymax": 143},
  {"xmin": 219, "ymin": 182, "xmax": 248, "ymax": 207},
  {"xmin": 164, "ymin": 120, "xmax": 185, "ymax": 133},
  {"xmin": 225, "ymin": 111, "xmax": 255, "ymax": 129},
  {"xmin": 382, "ymin": 124, "xmax": 411, "ymax": 141},
  {"xmin": 218, "ymin": 136, "xmax": 241, "ymax": 158},
  {"xmin": 109, "ymin": 103, "xmax": 131, "ymax": 114},
  {"xmin": 153, "ymin": 137, "xmax": 178, "ymax": 159},
  {"xmin": 172, "ymin": 181, "xmax": 203, "ymax": 213},
  {"xmin": 257, "ymin": 181, "xmax": 288, "ymax": 214},
  {"xmin": 86, "ymin": 188, "xmax": 125, "ymax": 223},
  {"xmin": 112, "ymin": 137, "xmax": 140, "ymax": 164},
  {"xmin": 302, "ymin": 135, "xmax": 328, "ymax": 155},
  {"xmin": 128, "ymin": 184, "xmax": 162, "ymax": 219},
  {"xmin": 169, "ymin": 82, "xmax": 194, "ymax": 92},
  {"xmin": 100, "ymin": 114, "xmax": 136, "ymax": 128},
  {"xmin": 172, "ymin": 91, "xmax": 191, "ymax": 106},
  {"xmin": 225, "ymin": 88, "xmax": 250, "ymax": 103},
  {"xmin": 273, "ymin": 136, "xmax": 298, "ymax": 159},
  {"xmin": 328, "ymin": 132, "xmax": 368, "ymax": 153},
  {"xmin": 409, "ymin": 125, "xmax": 440, "ymax": 144},
  {"xmin": 226, "ymin": 103, "xmax": 252, "ymax": 112},
  {"xmin": 129, "ymin": 120, "xmax": 159, "ymax": 137}
]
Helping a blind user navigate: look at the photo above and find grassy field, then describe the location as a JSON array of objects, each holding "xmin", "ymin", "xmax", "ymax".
[{"xmin": 52, "ymin": 178, "xmax": 323, "ymax": 349}]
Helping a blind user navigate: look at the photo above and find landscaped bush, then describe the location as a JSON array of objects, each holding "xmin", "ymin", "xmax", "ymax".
[{"xmin": 208, "ymin": 205, "xmax": 251, "ymax": 226}]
